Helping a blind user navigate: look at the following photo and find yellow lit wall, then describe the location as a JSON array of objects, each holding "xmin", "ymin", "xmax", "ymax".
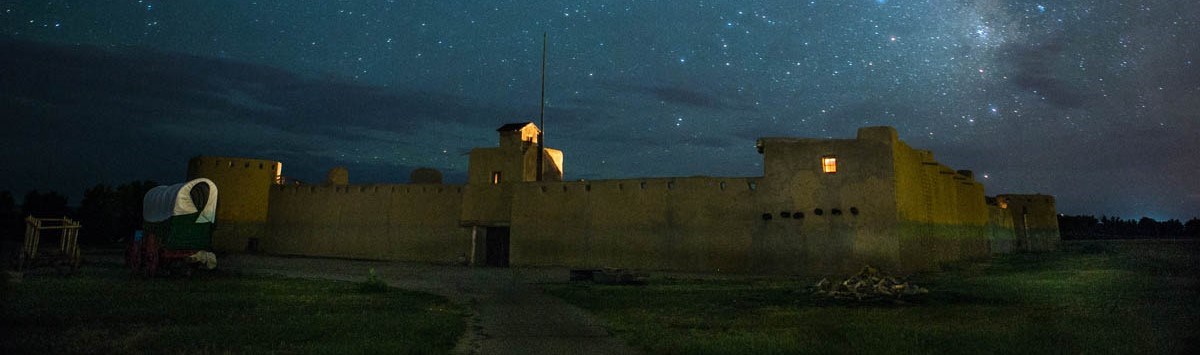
[
  {"xmin": 263, "ymin": 183, "xmax": 471, "ymax": 262},
  {"xmin": 187, "ymin": 156, "xmax": 280, "ymax": 252},
  {"xmin": 194, "ymin": 124, "xmax": 1053, "ymax": 274},
  {"xmin": 509, "ymin": 178, "xmax": 761, "ymax": 272},
  {"xmin": 756, "ymin": 127, "xmax": 901, "ymax": 272},
  {"xmin": 891, "ymin": 138, "xmax": 992, "ymax": 271},
  {"xmin": 462, "ymin": 124, "xmax": 562, "ymax": 226}
]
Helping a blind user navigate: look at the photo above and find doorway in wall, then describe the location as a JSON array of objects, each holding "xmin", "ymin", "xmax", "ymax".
[{"xmin": 484, "ymin": 227, "xmax": 510, "ymax": 267}]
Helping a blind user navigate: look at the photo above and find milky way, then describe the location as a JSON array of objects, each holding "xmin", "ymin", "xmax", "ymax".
[{"xmin": 1, "ymin": 1, "xmax": 1197, "ymax": 219}]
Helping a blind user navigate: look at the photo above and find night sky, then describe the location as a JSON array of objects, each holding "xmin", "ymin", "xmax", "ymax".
[{"xmin": 1, "ymin": 1, "xmax": 1197, "ymax": 219}]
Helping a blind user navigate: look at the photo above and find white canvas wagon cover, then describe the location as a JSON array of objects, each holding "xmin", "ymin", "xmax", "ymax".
[{"xmin": 142, "ymin": 178, "xmax": 218, "ymax": 223}]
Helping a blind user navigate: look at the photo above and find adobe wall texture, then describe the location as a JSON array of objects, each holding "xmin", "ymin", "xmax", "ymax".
[
  {"xmin": 757, "ymin": 127, "xmax": 900, "ymax": 273},
  {"xmin": 891, "ymin": 140, "xmax": 991, "ymax": 271},
  {"xmin": 997, "ymin": 194, "xmax": 1060, "ymax": 252},
  {"xmin": 264, "ymin": 184, "xmax": 471, "ymax": 263},
  {"xmin": 187, "ymin": 124, "xmax": 1059, "ymax": 274},
  {"xmin": 187, "ymin": 156, "xmax": 279, "ymax": 252},
  {"xmin": 508, "ymin": 178, "xmax": 762, "ymax": 273},
  {"xmin": 988, "ymin": 205, "xmax": 1016, "ymax": 253},
  {"xmin": 462, "ymin": 142, "xmax": 563, "ymax": 226},
  {"xmin": 496, "ymin": 126, "xmax": 1034, "ymax": 274}
]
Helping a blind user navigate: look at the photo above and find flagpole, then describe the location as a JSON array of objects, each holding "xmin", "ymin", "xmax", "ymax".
[{"xmin": 537, "ymin": 32, "xmax": 547, "ymax": 182}]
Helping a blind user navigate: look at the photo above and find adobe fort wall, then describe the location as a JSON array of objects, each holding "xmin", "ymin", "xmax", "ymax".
[
  {"xmin": 185, "ymin": 124, "xmax": 1058, "ymax": 274},
  {"xmin": 462, "ymin": 131, "xmax": 563, "ymax": 226},
  {"xmin": 997, "ymin": 194, "xmax": 1060, "ymax": 252},
  {"xmin": 891, "ymin": 141, "xmax": 991, "ymax": 271},
  {"xmin": 461, "ymin": 183, "xmax": 513, "ymax": 226},
  {"xmin": 263, "ymin": 183, "xmax": 471, "ymax": 263},
  {"xmin": 988, "ymin": 204, "xmax": 1016, "ymax": 253},
  {"xmin": 508, "ymin": 178, "xmax": 762, "ymax": 272},
  {"xmin": 186, "ymin": 156, "xmax": 280, "ymax": 252},
  {"xmin": 756, "ymin": 127, "xmax": 902, "ymax": 272}
]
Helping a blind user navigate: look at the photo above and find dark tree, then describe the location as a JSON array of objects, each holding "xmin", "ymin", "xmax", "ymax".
[
  {"xmin": 1059, "ymin": 214, "xmax": 1196, "ymax": 239},
  {"xmin": 1185, "ymin": 218, "xmax": 1200, "ymax": 237},
  {"xmin": 77, "ymin": 184, "xmax": 118, "ymax": 244},
  {"xmin": 116, "ymin": 181, "xmax": 157, "ymax": 241},
  {"xmin": 76, "ymin": 181, "xmax": 157, "ymax": 244},
  {"xmin": 1137, "ymin": 217, "xmax": 1160, "ymax": 237},
  {"xmin": 21, "ymin": 190, "xmax": 70, "ymax": 219},
  {"xmin": 1058, "ymin": 214, "xmax": 1099, "ymax": 240},
  {"xmin": 0, "ymin": 190, "xmax": 19, "ymax": 241},
  {"xmin": 1161, "ymin": 219, "xmax": 1185, "ymax": 237},
  {"xmin": 0, "ymin": 191, "xmax": 13, "ymax": 216}
]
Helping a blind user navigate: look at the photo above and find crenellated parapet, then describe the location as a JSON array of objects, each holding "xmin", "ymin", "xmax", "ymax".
[
  {"xmin": 187, "ymin": 156, "xmax": 281, "ymax": 251},
  {"xmin": 187, "ymin": 124, "xmax": 1057, "ymax": 273}
]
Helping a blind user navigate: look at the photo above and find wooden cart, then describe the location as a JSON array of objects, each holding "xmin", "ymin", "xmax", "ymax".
[{"xmin": 17, "ymin": 216, "xmax": 82, "ymax": 273}]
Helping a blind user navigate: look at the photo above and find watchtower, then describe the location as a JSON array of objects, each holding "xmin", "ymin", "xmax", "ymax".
[
  {"xmin": 186, "ymin": 156, "xmax": 281, "ymax": 252},
  {"xmin": 468, "ymin": 122, "xmax": 563, "ymax": 185},
  {"xmin": 460, "ymin": 122, "xmax": 564, "ymax": 267}
]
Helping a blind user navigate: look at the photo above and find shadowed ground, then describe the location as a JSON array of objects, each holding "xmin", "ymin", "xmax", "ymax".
[
  {"xmin": 0, "ymin": 266, "xmax": 465, "ymax": 354},
  {"xmin": 543, "ymin": 240, "xmax": 1200, "ymax": 354},
  {"xmin": 216, "ymin": 255, "xmax": 641, "ymax": 355}
]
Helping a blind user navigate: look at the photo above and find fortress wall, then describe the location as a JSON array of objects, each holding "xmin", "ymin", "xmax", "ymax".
[
  {"xmin": 461, "ymin": 184, "xmax": 512, "ymax": 226},
  {"xmin": 187, "ymin": 156, "xmax": 280, "ymax": 252},
  {"xmin": 998, "ymin": 194, "xmax": 1060, "ymax": 252},
  {"xmin": 264, "ymin": 184, "xmax": 471, "ymax": 263},
  {"xmin": 522, "ymin": 147, "xmax": 564, "ymax": 182},
  {"xmin": 509, "ymin": 178, "xmax": 762, "ymax": 272},
  {"xmin": 953, "ymin": 179, "xmax": 991, "ymax": 258},
  {"xmin": 461, "ymin": 148, "xmax": 517, "ymax": 225},
  {"xmin": 757, "ymin": 130, "xmax": 901, "ymax": 273},
  {"xmin": 988, "ymin": 204, "xmax": 1016, "ymax": 253},
  {"xmin": 892, "ymin": 142, "xmax": 992, "ymax": 271}
]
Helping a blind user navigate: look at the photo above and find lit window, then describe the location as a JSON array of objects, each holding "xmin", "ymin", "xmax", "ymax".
[
  {"xmin": 491, "ymin": 171, "xmax": 502, "ymax": 185},
  {"xmin": 821, "ymin": 156, "xmax": 837, "ymax": 174}
]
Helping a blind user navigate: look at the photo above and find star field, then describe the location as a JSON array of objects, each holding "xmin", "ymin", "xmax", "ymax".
[{"xmin": 1, "ymin": 0, "xmax": 1198, "ymax": 219}]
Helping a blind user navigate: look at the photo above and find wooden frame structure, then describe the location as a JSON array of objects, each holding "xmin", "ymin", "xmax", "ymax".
[{"xmin": 19, "ymin": 216, "xmax": 82, "ymax": 272}]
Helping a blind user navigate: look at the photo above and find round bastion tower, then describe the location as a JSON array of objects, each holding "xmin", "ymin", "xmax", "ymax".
[{"xmin": 186, "ymin": 156, "xmax": 281, "ymax": 252}]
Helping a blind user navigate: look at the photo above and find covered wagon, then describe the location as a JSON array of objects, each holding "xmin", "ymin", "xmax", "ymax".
[{"xmin": 130, "ymin": 178, "xmax": 218, "ymax": 275}]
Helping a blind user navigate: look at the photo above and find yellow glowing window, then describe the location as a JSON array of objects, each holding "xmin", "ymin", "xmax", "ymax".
[
  {"xmin": 821, "ymin": 156, "xmax": 838, "ymax": 174},
  {"xmin": 491, "ymin": 171, "xmax": 502, "ymax": 185}
]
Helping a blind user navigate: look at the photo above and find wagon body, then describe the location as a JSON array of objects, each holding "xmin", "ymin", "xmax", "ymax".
[
  {"xmin": 131, "ymin": 178, "xmax": 217, "ymax": 275},
  {"xmin": 143, "ymin": 212, "xmax": 212, "ymax": 250}
]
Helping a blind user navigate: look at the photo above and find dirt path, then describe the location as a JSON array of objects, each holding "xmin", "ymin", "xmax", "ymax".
[{"xmin": 219, "ymin": 254, "xmax": 641, "ymax": 355}]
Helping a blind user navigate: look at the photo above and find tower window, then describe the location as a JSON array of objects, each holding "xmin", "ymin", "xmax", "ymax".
[
  {"xmin": 491, "ymin": 171, "xmax": 502, "ymax": 185},
  {"xmin": 821, "ymin": 156, "xmax": 838, "ymax": 174}
]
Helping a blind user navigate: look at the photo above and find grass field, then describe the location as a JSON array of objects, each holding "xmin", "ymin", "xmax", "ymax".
[
  {"xmin": 545, "ymin": 240, "xmax": 1200, "ymax": 354},
  {"xmin": 0, "ymin": 265, "xmax": 465, "ymax": 354}
]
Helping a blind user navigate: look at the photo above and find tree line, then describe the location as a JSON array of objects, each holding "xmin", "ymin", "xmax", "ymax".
[
  {"xmin": 1, "ymin": 181, "xmax": 157, "ymax": 245},
  {"xmin": 1058, "ymin": 214, "xmax": 1200, "ymax": 240}
]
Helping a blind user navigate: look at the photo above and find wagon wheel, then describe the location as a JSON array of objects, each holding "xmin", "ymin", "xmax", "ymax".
[{"xmin": 144, "ymin": 233, "xmax": 160, "ymax": 277}]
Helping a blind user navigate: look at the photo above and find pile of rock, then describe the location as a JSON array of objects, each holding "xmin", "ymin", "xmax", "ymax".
[{"xmin": 811, "ymin": 265, "xmax": 928, "ymax": 301}]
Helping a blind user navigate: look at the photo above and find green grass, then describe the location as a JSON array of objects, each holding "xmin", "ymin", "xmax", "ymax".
[
  {"xmin": 0, "ymin": 266, "xmax": 465, "ymax": 354},
  {"xmin": 545, "ymin": 240, "xmax": 1200, "ymax": 354}
]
